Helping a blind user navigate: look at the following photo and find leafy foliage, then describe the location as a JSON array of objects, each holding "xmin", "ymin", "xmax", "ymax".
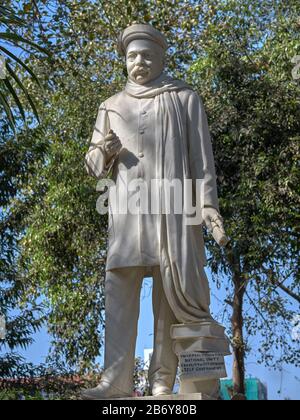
[
  {"xmin": 0, "ymin": 0, "xmax": 299, "ymax": 384},
  {"xmin": 0, "ymin": 123, "xmax": 48, "ymax": 376},
  {"xmin": 0, "ymin": 360, "xmax": 101, "ymax": 400},
  {"xmin": 0, "ymin": 1, "xmax": 48, "ymax": 133},
  {"xmin": 188, "ymin": 0, "xmax": 300, "ymax": 368}
]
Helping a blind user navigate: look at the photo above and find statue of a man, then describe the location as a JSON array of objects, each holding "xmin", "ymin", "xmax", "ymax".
[{"xmin": 83, "ymin": 23, "xmax": 230, "ymax": 400}]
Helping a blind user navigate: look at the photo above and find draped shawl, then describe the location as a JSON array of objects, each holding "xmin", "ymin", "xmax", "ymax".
[{"xmin": 125, "ymin": 74, "xmax": 213, "ymax": 324}]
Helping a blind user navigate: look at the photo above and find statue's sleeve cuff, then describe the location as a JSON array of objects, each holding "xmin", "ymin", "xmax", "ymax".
[{"xmin": 85, "ymin": 145, "xmax": 119, "ymax": 179}]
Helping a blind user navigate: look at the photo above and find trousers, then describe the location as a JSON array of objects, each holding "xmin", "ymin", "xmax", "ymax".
[{"xmin": 101, "ymin": 266, "xmax": 179, "ymax": 394}]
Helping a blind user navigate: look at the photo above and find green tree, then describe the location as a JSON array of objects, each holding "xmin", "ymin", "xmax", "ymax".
[
  {"xmin": 0, "ymin": 122, "xmax": 48, "ymax": 376},
  {"xmin": 0, "ymin": 1, "xmax": 50, "ymax": 377},
  {"xmin": 0, "ymin": 1, "xmax": 48, "ymax": 133},
  {"xmin": 188, "ymin": 0, "xmax": 300, "ymax": 396}
]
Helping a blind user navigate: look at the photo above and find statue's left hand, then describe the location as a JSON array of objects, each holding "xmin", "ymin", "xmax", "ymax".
[
  {"xmin": 202, "ymin": 207, "xmax": 224, "ymax": 232},
  {"xmin": 202, "ymin": 207, "xmax": 229, "ymax": 247}
]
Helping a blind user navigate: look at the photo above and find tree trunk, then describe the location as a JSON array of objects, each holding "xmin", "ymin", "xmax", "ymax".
[
  {"xmin": 226, "ymin": 245, "xmax": 247, "ymax": 399},
  {"xmin": 231, "ymin": 277, "xmax": 246, "ymax": 397}
]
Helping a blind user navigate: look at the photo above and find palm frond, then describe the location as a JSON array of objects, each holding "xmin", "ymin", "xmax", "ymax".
[
  {"xmin": 0, "ymin": 4, "xmax": 48, "ymax": 133},
  {"xmin": 0, "ymin": 5, "xmax": 25, "ymax": 26},
  {"xmin": 6, "ymin": 62, "xmax": 40, "ymax": 123},
  {"xmin": 0, "ymin": 32, "xmax": 49, "ymax": 56},
  {"xmin": 3, "ymin": 77, "xmax": 26, "ymax": 122},
  {"xmin": 0, "ymin": 85, "xmax": 16, "ymax": 135},
  {"xmin": 0, "ymin": 45, "xmax": 41, "ymax": 87}
]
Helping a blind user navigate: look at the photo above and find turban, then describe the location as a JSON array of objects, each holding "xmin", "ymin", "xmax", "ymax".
[{"xmin": 117, "ymin": 23, "xmax": 168, "ymax": 55}]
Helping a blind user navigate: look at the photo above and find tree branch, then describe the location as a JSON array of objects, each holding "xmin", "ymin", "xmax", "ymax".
[{"xmin": 275, "ymin": 282, "xmax": 300, "ymax": 304}]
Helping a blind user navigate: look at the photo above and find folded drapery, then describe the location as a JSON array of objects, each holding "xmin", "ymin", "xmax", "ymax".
[{"xmin": 125, "ymin": 73, "xmax": 221, "ymax": 325}]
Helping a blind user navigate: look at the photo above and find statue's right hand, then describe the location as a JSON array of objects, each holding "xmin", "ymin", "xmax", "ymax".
[{"xmin": 103, "ymin": 129, "xmax": 122, "ymax": 159}]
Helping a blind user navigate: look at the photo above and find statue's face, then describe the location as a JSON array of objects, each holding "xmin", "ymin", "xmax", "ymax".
[{"xmin": 126, "ymin": 39, "xmax": 165, "ymax": 85}]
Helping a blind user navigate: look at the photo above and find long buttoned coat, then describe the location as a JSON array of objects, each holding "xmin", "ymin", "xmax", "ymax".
[{"xmin": 85, "ymin": 76, "xmax": 220, "ymax": 323}]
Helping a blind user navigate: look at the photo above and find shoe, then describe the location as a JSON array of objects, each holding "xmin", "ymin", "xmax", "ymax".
[
  {"xmin": 81, "ymin": 380, "xmax": 131, "ymax": 400},
  {"xmin": 151, "ymin": 383, "xmax": 173, "ymax": 397}
]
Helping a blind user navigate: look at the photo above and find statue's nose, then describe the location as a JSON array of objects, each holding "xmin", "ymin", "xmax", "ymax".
[{"xmin": 135, "ymin": 54, "xmax": 144, "ymax": 64}]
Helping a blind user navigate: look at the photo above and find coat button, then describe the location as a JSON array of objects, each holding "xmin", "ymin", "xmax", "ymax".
[{"xmin": 138, "ymin": 152, "xmax": 144, "ymax": 158}]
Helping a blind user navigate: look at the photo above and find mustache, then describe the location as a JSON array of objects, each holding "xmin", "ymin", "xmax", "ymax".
[{"xmin": 132, "ymin": 66, "xmax": 150, "ymax": 77}]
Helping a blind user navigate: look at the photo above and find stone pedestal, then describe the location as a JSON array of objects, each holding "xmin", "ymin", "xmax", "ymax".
[
  {"xmin": 179, "ymin": 352, "xmax": 227, "ymax": 380},
  {"xmin": 115, "ymin": 393, "xmax": 216, "ymax": 400},
  {"xmin": 171, "ymin": 320, "xmax": 231, "ymax": 398}
]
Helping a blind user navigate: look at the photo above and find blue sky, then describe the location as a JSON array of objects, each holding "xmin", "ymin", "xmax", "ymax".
[{"xmin": 10, "ymin": 270, "xmax": 300, "ymax": 400}]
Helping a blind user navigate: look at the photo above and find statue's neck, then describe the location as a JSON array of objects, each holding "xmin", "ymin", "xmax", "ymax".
[{"xmin": 128, "ymin": 72, "xmax": 169, "ymax": 88}]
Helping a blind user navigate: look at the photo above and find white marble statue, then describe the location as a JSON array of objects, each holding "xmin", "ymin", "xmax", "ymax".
[{"xmin": 83, "ymin": 23, "xmax": 230, "ymax": 400}]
